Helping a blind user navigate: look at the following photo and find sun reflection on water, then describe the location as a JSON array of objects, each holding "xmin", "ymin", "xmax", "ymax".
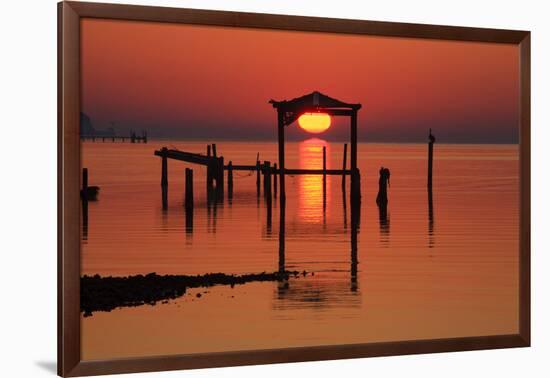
[{"xmin": 298, "ymin": 138, "xmax": 330, "ymax": 224}]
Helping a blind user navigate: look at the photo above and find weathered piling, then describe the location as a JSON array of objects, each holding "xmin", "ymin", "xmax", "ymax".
[
  {"xmin": 185, "ymin": 168, "xmax": 194, "ymax": 211},
  {"xmin": 428, "ymin": 128, "xmax": 435, "ymax": 190},
  {"xmin": 351, "ymin": 169, "xmax": 361, "ymax": 202},
  {"xmin": 160, "ymin": 148, "xmax": 168, "ymax": 187},
  {"xmin": 266, "ymin": 191, "xmax": 273, "ymax": 235},
  {"xmin": 162, "ymin": 186, "xmax": 168, "ymax": 211},
  {"xmin": 82, "ymin": 168, "xmax": 89, "ymax": 239},
  {"xmin": 277, "ymin": 110, "xmax": 286, "ymax": 203},
  {"xmin": 227, "ymin": 161, "xmax": 233, "ymax": 200},
  {"xmin": 256, "ymin": 160, "xmax": 261, "ymax": 197},
  {"xmin": 206, "ymin": 158, "xmax": 214, "ymax": 196},
  {"xmin": 216, "ymin": 156, "xmax": 224, "ymax": 201},
  {"xmin": 342, "ymin": 143, "xmax": 348, "ymax": 188},
  {"xmin": 376, "ymin": 167, "xmax": 390, "ymax": 207},
  {"xmin": 263, "ymin": 161, "xmax": 272, "ymax": 200},
  {"xmin": 212, "ymin": 144, "xmax": 217, "ymax": 158},
  {"xmin": 82, "ymin": 168, "xmax": 88, "ymax": 201},
  {"xmin": 266, "ymin": 164, "xmax": 272, "ymax": 202},
  {"xmin": 273, "ymin": 163, "xmax": 278, "ymax": 198}
]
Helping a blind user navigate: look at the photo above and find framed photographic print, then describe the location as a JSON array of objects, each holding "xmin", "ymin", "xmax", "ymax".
[{"xmin": 58, "ymin": 1, "xmax": 530, "ymax": 376}]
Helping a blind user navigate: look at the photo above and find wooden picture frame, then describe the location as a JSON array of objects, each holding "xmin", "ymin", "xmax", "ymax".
[{"xmin": 58, "ymin": 1, "xmax": 530, "ymax": 376}]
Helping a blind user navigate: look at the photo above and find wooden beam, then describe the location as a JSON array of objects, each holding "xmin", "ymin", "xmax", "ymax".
[
  {"xmin": 154, "ymin": 149, "xmax": 211, "ymax": 166},
  {"xmin": 273, "ymin": 169, "xmax": 352, "ymax": 175}
]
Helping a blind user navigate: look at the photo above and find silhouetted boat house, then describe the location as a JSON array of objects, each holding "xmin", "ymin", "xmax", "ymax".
[{"xmin": 269, "ymin": 91, "xmax": 362, "ymax": 203}]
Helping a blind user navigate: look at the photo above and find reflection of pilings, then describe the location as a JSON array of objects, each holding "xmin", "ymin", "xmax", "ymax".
[
  {"xmin": 82, "ymin": 196, "xmax": 88, "ymax": 240},
  {"xmin": 428, "ymin": 187, "xmax": 434, "ymax": 248},
  {"xmin": 378, "ymin": 204, "xmax": 390, "ymax": 244},
  {"xmin": 350, "ymin": 201, "xmax": 360, "ymax": 292},
  {"xmin": 185, "ymin": 206, "xmax": 193, "ymax": 236},
  {"xmin": 161, "ymin": 185, "xmax": 168, "ymax": 211},
  {"xmin": 278, "ymin": 199, "xmax": 286, "ymax": 274},
  {"xmin": 207, "ymin": 197, "xmax": 218, "ymax": 234},
  {"xmin": 323, "ymin": 146, "xmax": 327, "ymax": 221}
]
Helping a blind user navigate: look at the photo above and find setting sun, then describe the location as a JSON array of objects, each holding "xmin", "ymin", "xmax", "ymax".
[{"xmin": 298, "ymin": 113, "xmax": 331, "ymax": 134}]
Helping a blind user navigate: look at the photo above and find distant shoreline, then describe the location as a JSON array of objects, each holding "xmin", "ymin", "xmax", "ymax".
[{"xmin": 81, "ymin": 138, "xmax": 520, "ymax": 146}]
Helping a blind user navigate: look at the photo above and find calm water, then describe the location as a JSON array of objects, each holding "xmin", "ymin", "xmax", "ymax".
[{"xmin": 80, "ymin": 140, "xmax": 519, "ymax": 360}]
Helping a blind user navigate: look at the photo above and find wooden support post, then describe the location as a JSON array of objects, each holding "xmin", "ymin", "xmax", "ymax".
[
  {"xmin": 428, "ymin": 129, "xmax": 435, "ymax": 190},
  {"xmin": 227, "ymin": 161, "xmax": 233, "ymax": 200},
  {"xmin": 206, "ymin": 160, "xmax": 214, "ymax": 195},
  {"xmin": 264, "ymin": 161, "xmax": 272, "ymax": 201},
  {"xmin": 376, "ymin": 168, "xmax": 389, "ymax": 207},
  {"xmin": 256, "ymin": 160, "xmax": 261, "ymax": 197},
  {"xmin": 212, "ymin": 144, "xmax": 217, "ymax": 157},
  {"xmin": 277, "ymin": 110, "xmax": 286, "ymax": 202},
  {"xmin": 263, "ymin": 161, "xmax": 269, "ymax": 195},
  {"xmin": 342, "ymin": 143, "xmax": 348, "ymax": 188},
  {"xmin": 219, "ymin": 157, "xmax": 224, "ymax": 198},
  {"xmin": 82, "ymin": 168, "xmax": 89, "ymax": 239},
  {"xmin": 185, "ymin": 168, "xmax": 194, "ymax": 211},
  {"xmin": 273, "ymin": 163, "xmax": 278, "ymax": 198},
  {"xmin": 161, "ymin": 149, "xmax": 168, "ymax": 187},
  {"xmin": 162, "ymin": 186, "xmax": 168, "ymax": 211},
  {"xmin": 350, "ymin": 110, "xmax": 360, "ymax": 206},
  {"xmin": 82, "ymin": 168, "xmax": 88, "ymax": 198}
]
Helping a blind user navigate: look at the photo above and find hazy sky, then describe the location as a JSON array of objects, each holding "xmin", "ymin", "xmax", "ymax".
[{"xmin": 81, "ymin": 18, "xmax": 519, "ymax": 143}]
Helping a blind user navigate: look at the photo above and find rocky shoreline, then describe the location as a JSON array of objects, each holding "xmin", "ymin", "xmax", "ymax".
[{"xmin": 81, "ymin": 271, "xmax": 303, "ymax": 316}]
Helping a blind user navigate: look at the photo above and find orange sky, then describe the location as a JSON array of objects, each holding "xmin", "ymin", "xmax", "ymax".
[{"xmin": 81, "ymin": 18, "xmax": 519, "ymax": 143}]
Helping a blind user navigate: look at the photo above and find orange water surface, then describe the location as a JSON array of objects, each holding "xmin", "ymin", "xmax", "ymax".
[{"xmin": 80, "ymin": 140, "xmax": 519, "ymax": 359}]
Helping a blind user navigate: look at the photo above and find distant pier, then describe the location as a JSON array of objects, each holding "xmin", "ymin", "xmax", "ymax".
[{"xmin": 81, "ymin": 130, "xmax": 148, "ymax": 143}]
